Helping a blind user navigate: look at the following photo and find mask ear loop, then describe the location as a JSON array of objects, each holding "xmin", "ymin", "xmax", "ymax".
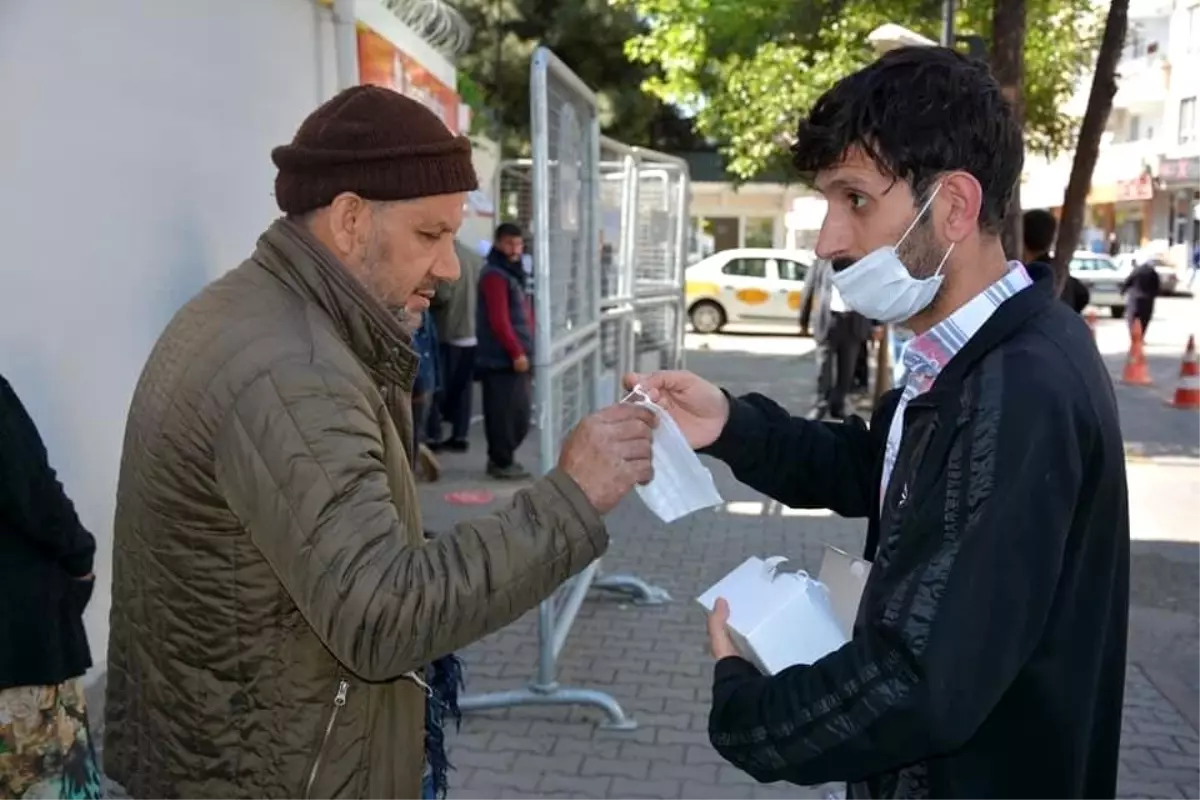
[
  {"xmin": 621, "ymin": 385, "xmax": 651, "ymax": 404},
  {"xmin": 932, "ymin": 242, "xmax": 956, "ymax": 279},
  {"xmin": 896, "ymin": 182, "xmax": 945, "ymax": 249}
]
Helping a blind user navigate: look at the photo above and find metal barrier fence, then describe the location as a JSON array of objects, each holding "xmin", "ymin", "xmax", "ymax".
[{"xmin": 458, "ymin": 47, "xmax": 688, "ymax": 731}]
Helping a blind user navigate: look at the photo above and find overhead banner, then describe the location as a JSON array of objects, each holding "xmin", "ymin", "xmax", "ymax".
[{"xmin": 357, "ymin": 27, "xmax": 461, "ymax": 135}]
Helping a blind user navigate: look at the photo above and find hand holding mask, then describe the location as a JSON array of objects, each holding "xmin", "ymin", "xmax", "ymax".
[{"xmin": 621, "ymin": 382, "xmax": 724, "ymax": 523}]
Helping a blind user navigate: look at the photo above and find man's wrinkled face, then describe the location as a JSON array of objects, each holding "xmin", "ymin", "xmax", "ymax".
[
  {"xmin": 496, "ymin": 234, "xmax": 523, "ymax": 262},
  {"xmin": 813, "ymin": 147, "xmax": 945, "ymax": 280},
  {"xmin": 313, "ymin": 191, "xmax": 466, "ymax": 318}
]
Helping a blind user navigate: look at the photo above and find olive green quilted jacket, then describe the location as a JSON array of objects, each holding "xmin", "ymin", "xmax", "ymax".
[{"xmin": 103, "ymin": 218, "xmax": 607, "ymax": 799}]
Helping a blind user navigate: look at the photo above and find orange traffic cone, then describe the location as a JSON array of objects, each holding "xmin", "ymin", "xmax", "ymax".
[
  {"xmin": 1122, "ymin": 319, "xmax": 1153, "ymax": 386},
  {"xmin": 1167, "ymin": 335, "xmax": 1199, "ymax": 410}
]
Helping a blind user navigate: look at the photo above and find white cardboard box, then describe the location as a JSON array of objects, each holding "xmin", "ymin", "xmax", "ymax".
[
  {"xmin": 818, "ymin": 544, "xmax": 873, "ymax": 638},
  {"xmin": 696, "ymin": 545, "xmax": 872, "ymax": 674}
]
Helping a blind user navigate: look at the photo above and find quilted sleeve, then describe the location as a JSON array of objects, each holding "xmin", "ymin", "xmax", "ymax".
[{"xmin": 213, "ymin": 361, "xmax": 608, "ymax": 681}]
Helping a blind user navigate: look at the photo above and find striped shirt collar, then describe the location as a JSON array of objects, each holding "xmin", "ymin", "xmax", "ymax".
[{"xmin": 901, "ymin": 261, "xmax": 1034, "ymax": 381}]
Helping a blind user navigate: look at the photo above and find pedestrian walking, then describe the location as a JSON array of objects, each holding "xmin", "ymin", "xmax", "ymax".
[
  {"xmin": 476, "ymin": 223, "xmax": 535, "ymax": 479},
  {"xmin": 1122, "ymin": 258, "xmax": 1161, "ymax": 337},
  {"xmin": 103, "ymin": 85, "xmax": 656, "ymax": 799},
  {"xmin": 0, "ymin": 374, "xmax": 102, "ymax": 800},
  {"xmin": 630, "ymin": 45, "xmax": 1129, "ymax": 799},
  {"xmin": 426, "ymin": 239, "xmax": 481, "ymax": 453}
]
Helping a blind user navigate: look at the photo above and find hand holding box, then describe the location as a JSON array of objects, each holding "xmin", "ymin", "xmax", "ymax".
[{"xmin": 697, "ymin": 556, "xmax": 849, "ymax": 674}]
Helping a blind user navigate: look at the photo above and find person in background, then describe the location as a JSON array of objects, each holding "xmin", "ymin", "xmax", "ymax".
[
  {"xmin": 1022, "ymin": 208, "xmax": 1089, "ymax": 313},
  {"xmin": 633, "ymin": 45, "xmax": 1128, "ymax": 798},
  {"xmin": 103, "ymin": 86, "xmax": 656, "ymax": 799},
  {"xmin": 798, "ymin": 257, "xmax": 873, "ymax": 420},
  {"xmin": 1121, "ymin": 256, "xmax": 1161, "ymax": 336},
  {"xmin": 1108, "ymin": 231, "xmax": 1120, "ymax": 256},
  {"xmin": 426, "ymin": 239, "xmax": 481, "ymax": 453},
  {"xmin": 409, "ymin": 309, "xmax": 442, "ymax": 481},
  {"xmin": 477, "ymin": 222, "xmax": 535, "ymax": 479},
  {"xmin": 386, "ymin": 297, "xmax": 460, "ymax": 798},
  {"xmin": 1187, "ymin": 241, "xmax": 1198, "ymax": 291},
  {"xmin": 0, "ymin": 374, "xmax": 102, "ymax": 800}
]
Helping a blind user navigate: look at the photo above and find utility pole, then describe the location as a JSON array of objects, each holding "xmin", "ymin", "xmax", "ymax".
[{"xmin": 941, "ymin": 0, "xmax": 955, "ymax": 46}]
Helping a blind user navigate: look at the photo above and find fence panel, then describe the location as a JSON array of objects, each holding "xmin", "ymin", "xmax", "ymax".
[
  {"xmin": 458, "ymin": 52, "xmax": 688, "ymax": 733},
  {"xmin": 633, "ymin": 162, "xmax": 688, "ymax": 297}
]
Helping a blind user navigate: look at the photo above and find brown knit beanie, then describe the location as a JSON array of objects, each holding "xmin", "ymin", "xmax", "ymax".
[{"xmin": 271, "ymin": 85, "xmax": 478, "ymax": 215}]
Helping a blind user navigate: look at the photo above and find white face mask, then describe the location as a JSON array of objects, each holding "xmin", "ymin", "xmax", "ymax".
[
  {"xmin": 830, "ymin": 183, "xmax": 955, "ymax": 324},
  {"xmin": 623, "ymin": 386, "xmax": 724, "ymax": 524}
]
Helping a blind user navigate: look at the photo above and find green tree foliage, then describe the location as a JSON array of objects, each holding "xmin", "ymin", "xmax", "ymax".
[
  {"xmin": 621, "ymin": 0, "xmax": 1102, "ymax": 179},
  {"xmin": 453, "ymin": 0, "xmax": 702, "ymax": 155}
]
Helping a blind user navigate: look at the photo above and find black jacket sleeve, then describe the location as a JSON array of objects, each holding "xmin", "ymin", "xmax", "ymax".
[
  {"xmin": 700, "ymin": 392, "xmax": 878, "ymax": 517},
  {"xmin": 707, "ymin": 376, "xmax": 1089, "ymax": 785},
  {"xmin": 0, "ymin": 376, "xmax": 95, "ymax": 577}
]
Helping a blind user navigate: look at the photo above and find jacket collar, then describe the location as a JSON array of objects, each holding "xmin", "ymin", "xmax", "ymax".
[
  {"xmin": 910, "ymin": 260, "xmax": 1055, "ymax": 407},
  {"xmin": 253, "ymin": 218, "xmax": 418, "ymax": 390}
]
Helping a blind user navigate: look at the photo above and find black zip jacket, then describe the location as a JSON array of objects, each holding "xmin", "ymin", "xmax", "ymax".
[
  {"xmin": 701, "ymin": 263, "xmax": 1130, "ymax": 798},
  {"xmin": 0, "ymin": 374, "xmax": 96, "ymax": 690}
]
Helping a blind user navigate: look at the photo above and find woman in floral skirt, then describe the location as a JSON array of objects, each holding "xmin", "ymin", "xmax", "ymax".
[{"xmin": 0, "ymin": 374, "xmax": 102, "ymax": 799}]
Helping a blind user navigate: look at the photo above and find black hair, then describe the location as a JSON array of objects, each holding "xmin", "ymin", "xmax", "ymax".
[
  {"xmin": 1022, "ymin": 208, "xmax": 1057, "ymax": 253},
  {"xmin": 494, "ymin": 222, "xmax": 523, "ymax": 241},
  {"xmin": 792, "ymin": 46, "xmax": 1023, "ymax": 235}
]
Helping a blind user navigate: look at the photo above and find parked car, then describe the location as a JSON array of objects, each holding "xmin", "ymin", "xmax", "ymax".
[
  {"xmin": 1069, "ymin": 251, "xmax": 1128, "ymax": 318},
  {"xmin": 1114, "ymin": 253, "xmax": 1180, "ymax": 295},
  {"xmin": 684, "ymin": 248, "xmax": 815, "ymax": 333}
]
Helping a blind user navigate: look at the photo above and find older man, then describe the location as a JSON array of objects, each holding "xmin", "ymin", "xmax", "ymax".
[{"xmin": 103, "ymin": 85, "xmax": 655, "ymax": 799}]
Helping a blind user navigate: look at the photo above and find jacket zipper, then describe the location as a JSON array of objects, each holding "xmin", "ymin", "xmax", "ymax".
[{"xmin": 304, "ymin": 679, "xmax": 349, "ymax": 799}]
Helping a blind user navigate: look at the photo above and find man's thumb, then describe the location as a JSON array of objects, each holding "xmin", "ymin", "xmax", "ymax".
[{"xmin": 714, "ymin": 597, "xmax": 730, "ymax": 622}]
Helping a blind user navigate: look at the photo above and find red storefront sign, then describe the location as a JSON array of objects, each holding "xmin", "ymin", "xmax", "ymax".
[
  {"xmin": 1115, "ymin": 173, "xmax": 1154, "ymax": 203},
  {"xmin": 357, "ymin": 28, "xmax": 461, "ymax": 134},
  {"xmin": 1158, "ymin": 156, "xmax": 1200, "ymax": 186}
]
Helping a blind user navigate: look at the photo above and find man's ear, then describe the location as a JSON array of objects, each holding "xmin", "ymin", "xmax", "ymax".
[
  {"xmin": 940, "ymin": 171, "xmax": 983, "ymax": 244},
  {"xmin": 325, "ymin": 192, "xmax": 370, "ymax": 257}
]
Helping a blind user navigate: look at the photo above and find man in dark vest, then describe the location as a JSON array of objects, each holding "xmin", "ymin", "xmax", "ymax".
[{"xmin": 476, "ymin": 222, "xmax": 534, "ymax": 479}]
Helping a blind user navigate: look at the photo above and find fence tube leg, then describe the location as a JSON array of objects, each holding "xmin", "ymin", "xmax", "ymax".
[
  {"xmin": 551, "ymin": 560, "xmax": 603, "ymax": 660},
  {"xmin": 532, "ymin": 600, "xmax": 558, "ymax": 692}
]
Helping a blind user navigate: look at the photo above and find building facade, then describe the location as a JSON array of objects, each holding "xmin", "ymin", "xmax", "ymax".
[
  {"xmin": 680, "ymin": 152, "xmax": 823, "ymax": 263},
  {"xmin": 1022, "ymin": 0, "xmax": 1199, "ymax": 264}
]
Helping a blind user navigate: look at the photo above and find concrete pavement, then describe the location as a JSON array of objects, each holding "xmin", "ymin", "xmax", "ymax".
[
  {"xmin": 414, "ymin": 319, "xmax": 1199, "ymax": 800},
  {"xmin": 89, "ymin": 295, "xmax": 1198, "ymax": 798}
]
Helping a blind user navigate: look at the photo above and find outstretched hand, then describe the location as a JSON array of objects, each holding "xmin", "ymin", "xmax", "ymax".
[
  {"xmin": 621, "ymin": 370, "xmax": 729, "ymax": 451},
  {"xmin": 558, "ymin": 403, "xmax": 658, "ymax": 514}
]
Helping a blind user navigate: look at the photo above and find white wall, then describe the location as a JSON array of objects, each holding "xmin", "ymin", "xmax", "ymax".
[
  {"xmin": 462, "ymin": 135, "xmax": 502, "ymax": 249},
  {"xmin": 0, "ymin": 0, "xmax": 338, "ymax": 683},
  {"xmin": 1163, "ymin": 2, "xmax": 1200, "ymax": 158}
]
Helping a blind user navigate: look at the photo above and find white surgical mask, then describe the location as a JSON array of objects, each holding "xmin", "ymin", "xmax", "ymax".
[
  {"xmin": 623, "ymin": 385, "xmax": 723, "ymax": 524},
  {"xmin": 830, "ymin": 183, "xmax": 955, "ymax": 324}
]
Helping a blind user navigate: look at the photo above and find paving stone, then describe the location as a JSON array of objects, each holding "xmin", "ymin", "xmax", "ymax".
[
  {"xmin": 76, "ymin": 333, "xmax": 1195, "ymax": 800},
  {"xmin": 421, "ymin": 346, "xmax": 1200, "ymax": 800}
]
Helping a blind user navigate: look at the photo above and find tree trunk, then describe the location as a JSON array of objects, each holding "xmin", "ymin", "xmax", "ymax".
[
  {"xmin": 1052, "ymin": 0, "xmax": 1129, "ymax": 293},
  {"xmin": 991, "ymin": 0, "xmax": 1026, "ymax": 261}
]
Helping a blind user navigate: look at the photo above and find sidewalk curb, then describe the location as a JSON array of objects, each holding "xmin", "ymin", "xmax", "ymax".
[{"xmin": 1124, "ymin": 450, "xmax": 1200, "ymax": 468}]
